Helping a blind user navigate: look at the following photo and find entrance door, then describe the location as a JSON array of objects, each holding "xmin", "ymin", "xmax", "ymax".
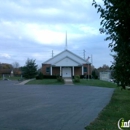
[{"xmin": 62, "ymin": 68, "xmax": 71, "ymax": 77}]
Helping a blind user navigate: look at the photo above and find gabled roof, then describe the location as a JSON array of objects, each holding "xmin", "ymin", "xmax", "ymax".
[
  {"xmin": 43, "ymin": 49, "xmax": 89, "ymax": 65},
  {"xmin": 54, "ymin": 56, "xmax": 82, "ymax": 66}
]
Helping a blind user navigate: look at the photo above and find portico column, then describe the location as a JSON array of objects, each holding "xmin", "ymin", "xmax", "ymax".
[
  {"xmin": 82, "ymin": 66, "xmax": 84, "ymax": 75},
  {"xmin": 50, "ymin": 66, "xmax": 52, "ymax": 75},
  {"xmin": 73, "ymin": 66, "xmax": 74, "ymax": 76}
]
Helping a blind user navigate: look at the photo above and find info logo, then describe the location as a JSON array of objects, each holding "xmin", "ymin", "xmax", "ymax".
[{"xmin": 118, "ymin": 118, "xmax": 130, "ymax": 130}]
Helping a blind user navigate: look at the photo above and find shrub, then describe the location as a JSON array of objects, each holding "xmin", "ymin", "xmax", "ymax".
[
  {"xmin": 36, "ymin": 75, "xmax": 40, "ymax": 80},
  {"xmin": 57, "ymin": 76, "xmax": 64, "ymax": 82},
  {"xmin": 39, "ymin": 72, "xmax": 44, "ymax": 79},
  {"xmin": 80, "ymin": 75, "xmax": 84, "ymax": 79},
  {"xmin": 43, "ymin": 75, "xmax": 57, "ymax": 79},
  {"xmin": 36, "ymin": 73, "xmax": 58, "ymax": 80},
  {"xmin": 36, "ymin": 72, "xmax": 44, "ymax": 80},
  {"xmin": 74, "ymin": 75, "xmax": 80, "ymax": 82}
]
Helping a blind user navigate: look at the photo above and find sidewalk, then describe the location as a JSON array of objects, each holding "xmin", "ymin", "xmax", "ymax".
[{"xmin": 18, "ymin": 79, "xmax": 35, "ymax": 85}]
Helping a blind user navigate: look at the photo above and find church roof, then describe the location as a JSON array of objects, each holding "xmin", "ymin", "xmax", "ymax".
[{"xmin": 43, "ymin": 49, "xmax": 90, "ymax": 66}]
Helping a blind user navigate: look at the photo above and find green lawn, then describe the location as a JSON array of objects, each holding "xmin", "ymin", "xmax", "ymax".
[
  {"xmin": 85, "ymin": 88, "xmax": 130, "ymax": 130},
  {"xmin": 27, "ymin": 79, "xmax": 64, "ymax": 85},
  {"xmin": 9, "ymin": 76, "xmax": 23, "ymax": 80},
  {"xmin": 81, "ymin": 80, "xmax": 130, "ymax": 130},
  {"xmin": 74, "ymin": 79, "xmax": 117, "ymax": 88},
  {"xmin": 73, "ymin": 79, "xmax": 130, "ymax": 129},
  {"xmin": 0, "ymin": 76, "xmax": 22, "ymax": 81}
]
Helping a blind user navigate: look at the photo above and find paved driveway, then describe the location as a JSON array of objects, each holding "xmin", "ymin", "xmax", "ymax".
[{"xmin": 0, "ymin": 80, "xmax": 114, "ymax": 130}]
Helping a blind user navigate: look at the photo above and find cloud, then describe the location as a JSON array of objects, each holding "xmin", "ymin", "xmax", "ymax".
[
  {"xmin": 0, "ymin": 53, "xmax": 11, "ymax": 59},
  {"xmin": 0, "ymin": 0, "xmax": 100, "ymax": 24},
  {"xmin": 0, "ymin": 20, "xmax": 100, "ymax": 46},
  {"xmin": 24, "ymin": 24, "xmax": 65, "ymax": 45},
  {"xmin": 0, "ymin": 0, "xmax": 112, "ymax": 68}
]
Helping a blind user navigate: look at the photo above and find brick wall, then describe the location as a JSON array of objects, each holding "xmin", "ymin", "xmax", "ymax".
[
  {"xmin": 42, "ymin": 64, "xmax": 91, "ymax": 76},
  {"xmin": 74, "ymin": 67, "xmax": 82, "ymax": 75},
  {"xmin": 73, "ymin": 64, "xmax": 91, "ymax": 76},
  {"xmin": 83, "ymin": 64, "xmax": 91, "ymax": 75},
  {"xmin": 42, "ymin": 64, "xmax": 51, "ymax": 75},
  {"xmin": 52, "ymin": 67, "xmax": 60, "ymax": 75}
]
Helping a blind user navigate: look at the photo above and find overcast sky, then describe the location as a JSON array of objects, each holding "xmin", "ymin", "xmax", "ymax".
[{"xmin": 0, "ymin": 0, "xmax": 113, "ymax": 68}]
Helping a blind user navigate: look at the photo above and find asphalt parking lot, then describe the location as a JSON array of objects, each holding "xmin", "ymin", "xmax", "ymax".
[{"xmin": 0, "ymin": 80, "xmax": 114, "ymax": 130}]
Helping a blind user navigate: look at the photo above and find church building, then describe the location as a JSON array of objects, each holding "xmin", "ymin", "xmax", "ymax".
[{"xmin": 42, "ymin": 49, "xmax": 91, "ymax": 78}]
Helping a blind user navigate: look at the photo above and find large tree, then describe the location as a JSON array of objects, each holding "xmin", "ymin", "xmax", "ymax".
[
  {"xmin": 22, "ymin": 59, "xmax": 37, "ymax": 79},
  {"xmin": 92, "ymin": 0, "xmax": 130, "ymax": 89}
]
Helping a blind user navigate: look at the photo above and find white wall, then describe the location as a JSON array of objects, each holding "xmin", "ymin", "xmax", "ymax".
[
  {"xmin": 55, "ymin": 57, "xmax": 80, "ymax": 66},
  {"xmin": 45, "ymin": 50, "xmax": 86, "ymax": 65}
]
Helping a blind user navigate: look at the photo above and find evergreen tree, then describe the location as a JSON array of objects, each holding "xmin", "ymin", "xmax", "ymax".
[
  {"xmin": 22, "ymin": 59, "xmax": 37, "ymax": 79},
  {"xmin": 92, "ymin": 0, "xmax": 130, "ymax": 89}
]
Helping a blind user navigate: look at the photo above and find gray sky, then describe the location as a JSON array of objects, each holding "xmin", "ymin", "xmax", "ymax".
[{"xmin": 0, "ymin": 0, "xmax": 113, "ymax": 68}]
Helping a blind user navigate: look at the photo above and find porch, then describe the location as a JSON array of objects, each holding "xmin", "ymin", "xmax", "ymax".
[{"xmin": 50, "ymin": 66, "xmax": 84, "ymax": 77}]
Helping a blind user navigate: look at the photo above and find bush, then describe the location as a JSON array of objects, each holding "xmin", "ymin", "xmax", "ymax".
[
  {"xmin": 36, "ymin": 75, "xmax": 40, "ymax": 80},
  {"xmin": 36, "ymin": 72, "xmax": 44, "ymax": 80},
  {"xmin": 39, "ymin": 72, "xmax": 44, "ymax": 79},
  {"xmin": 57, "ymin": 76, "xmax": 64, "ymax": 82},
  {"xmin": 73, "ymin": 75, "xmax": 92, "ymax": 79},
  {"xmin": 74, "ymin": 75, "xmax": 80, "ymax": 82},
  {"xmin": 43, "ymin": 75, "xmax": 57, "ymax": 79},
  {"xmin": 80, "ymin": 75, "xmax": 84, "ymax": 79},
  {"xmin": 36, "ymin": 73, "xmax": 58, "ymax": 80}
]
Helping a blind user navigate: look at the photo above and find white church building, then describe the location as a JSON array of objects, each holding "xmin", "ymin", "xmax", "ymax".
[{"xmin": 42, "ymin": 49, "xmax": 91, "ymax": 78}]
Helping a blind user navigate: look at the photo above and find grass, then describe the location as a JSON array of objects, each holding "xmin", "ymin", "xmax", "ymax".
[
  {"xmin": 74, "ymin": 79, "xmax": 117, "ymax": 88},
  {"xmin": 72, "ymin": 79, "xmax": 130, "ymax": 129},
  {"xmin": 9, "ymin": 76, "xmax": 23, "ymax": 80},
  {"xmin": 26, "ymin": 79, "xmax": 64, "ymax": 85},
  {"xmin": 0, "ymin": 76, "xmax": 22, "ymax": 80},
  {"xmin": 80, "ymin": 79, "xmax": 130, "ymax": 130},
  {"xmin": 85, "ymin": 88, "xmax": 130, "ymax": 130}
]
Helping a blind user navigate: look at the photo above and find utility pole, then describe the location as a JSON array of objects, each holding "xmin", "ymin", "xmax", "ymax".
[
  {"xmin": 83, "ymin": 50, "xmax": 86, "ymax": 60},
  {"xmin": 52, "ymin": 50, "xmax": 54, "ymax": 58},
  {"xmin": 91, "ymin": 54, "xmax": 93, "ymax": 66},
  {"xmin": 86, "ymin": 56, "xmax": 90, "ymax": 80},
  {"xmin": 91, "ymin": 54, "xmax": 93, "ymax": 79}
]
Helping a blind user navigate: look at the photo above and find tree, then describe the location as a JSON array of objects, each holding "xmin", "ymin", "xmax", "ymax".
[
  {"xmin": 91, "ymin": 65, "xmax": 95, "ymax": 72},
  {"xmin": 0, "ymin": 63, "xmax": 13, "ymax": 75},
  {"xmin": 92, "ymin": 0, "xmax": 130, "ymax": 89},
  {"xmin": 12, "ymin": 62, "xmax": 21, "ymax": 75},
  {"xmin": 12, "ymin": 62, "xmax": 19, "ymax": 69},
  {"xmin": 22, "ymin": 59, "xmax": 38, "ymax": 79},
  {"xmin": 97, "ymin": 64, "xmax": 110, "ymax": 72},
  {"xmin": 92, "ymin": 69, "xmax": 99, "ymax": 79}
]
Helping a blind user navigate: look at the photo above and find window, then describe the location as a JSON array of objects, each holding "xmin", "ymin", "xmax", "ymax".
[
  {"xmin": 46, "ymin": 67, "xmax": 50, "ymax": 73},
  {"xmin": 84, "ymin": 67, "xmax": 87, "ymax": 73}
]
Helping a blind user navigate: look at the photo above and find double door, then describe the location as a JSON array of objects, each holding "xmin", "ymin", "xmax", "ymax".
[{"xmin": 62, "ymin": 67, "xmax": 71, "ymax": 77}]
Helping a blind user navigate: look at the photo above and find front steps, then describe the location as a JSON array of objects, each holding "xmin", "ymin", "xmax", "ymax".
[{"xmin": 63, "ymin": 77, "xmax": 74, "ymax": 85}]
